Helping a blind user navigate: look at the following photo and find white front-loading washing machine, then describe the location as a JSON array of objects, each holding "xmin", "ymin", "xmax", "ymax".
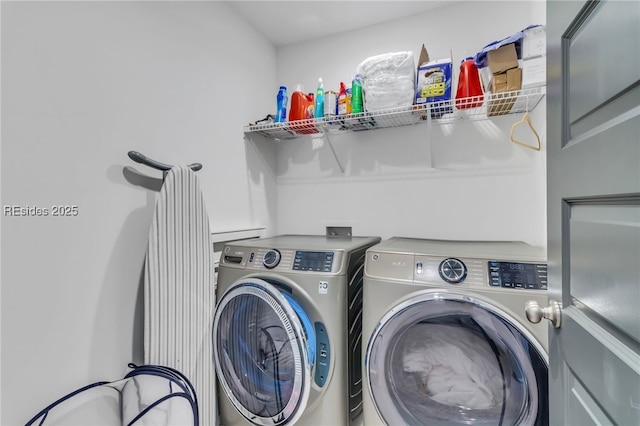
[
  {"xmin": 214, "ymin": 235, "xmax": 380, "ymax": 426},
  {"xmin": 362, "ymin": 237, "xmax": 549, "ymax": 426}
]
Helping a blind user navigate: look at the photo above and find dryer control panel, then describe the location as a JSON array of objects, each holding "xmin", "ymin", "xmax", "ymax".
[
  {"xmin": 488, "ymin": 261, "xmax": 547, "ymax": 290},
  {"xmin": 365, "ymin": 238, "xmax": 548, "ymax": 292}
]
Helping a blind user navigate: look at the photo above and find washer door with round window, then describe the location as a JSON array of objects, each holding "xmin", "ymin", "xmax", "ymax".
[
  {"xmin": 213, "ymin": 278, "xmax": 316, "ymax": 426},
  {"xmin": 366, "ymin": 292, "xmax": 548, "ymax": 426}
]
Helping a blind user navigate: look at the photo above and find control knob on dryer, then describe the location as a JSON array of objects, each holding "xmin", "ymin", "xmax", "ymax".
[
  {"xmin": 438, "ymin": 258, "xmax": 467, "ymax": 284},
  {"xmin": 262, "ymin": 249, "xmax": 281, "ymax": 269}
]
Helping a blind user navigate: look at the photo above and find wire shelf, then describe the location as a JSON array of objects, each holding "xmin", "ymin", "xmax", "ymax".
[{"xmin": 244, "ymin": 86, "xmax": 545, "ymax": 140}]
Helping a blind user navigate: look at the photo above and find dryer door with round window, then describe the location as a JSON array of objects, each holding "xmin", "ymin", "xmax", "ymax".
[
  {"xmin": 213, "ymin": 278, "xmax": 316, "ymax": 426},
  {"xmin": 366, "ymin": 293, "xmax": 548, "ymax": 426}
]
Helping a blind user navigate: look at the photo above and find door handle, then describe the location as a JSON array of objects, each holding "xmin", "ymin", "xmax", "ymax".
[{"xmin": 525, "ymin": 300, "xmax": 562, "ymax": 328}]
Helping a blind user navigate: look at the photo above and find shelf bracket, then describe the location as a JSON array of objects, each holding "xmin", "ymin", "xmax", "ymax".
[
  {"xmin": 323, "ymin": 132, "xmax": 346, "ymax": 175},
  {"xmin": 425, "ymin": 107, "xmax": 434, "ymax": 169}
]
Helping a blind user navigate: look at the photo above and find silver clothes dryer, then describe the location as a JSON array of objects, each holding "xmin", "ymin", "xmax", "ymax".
[
  {"xmin": 362, "ymin": 237, "xmax": 549, "ymax": 426},
  {"xmin": 214, "ymin": 235, "xmax": 380, "ymax": 426}
]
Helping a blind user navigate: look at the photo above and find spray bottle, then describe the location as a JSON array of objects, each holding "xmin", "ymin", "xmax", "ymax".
[
  {"xmin": 337, "ymin": 82, "xmax": 348, "ymax": 115},
  {"xmin": 351, "ymin": 74, "xmax": 363, "ymax": 114},
  {"xmin": 314, "ymin": 78, "xmax": 325, "ymax": 119}
]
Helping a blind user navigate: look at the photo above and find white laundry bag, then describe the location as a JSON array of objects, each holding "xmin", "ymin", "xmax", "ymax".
[
  {"xmin": 25, "ymin": 364, "xmax": 198, "ymax": 426},
  {"xmin": 355, "ymin": 51, "xmax": 416, "ymax": 111}
]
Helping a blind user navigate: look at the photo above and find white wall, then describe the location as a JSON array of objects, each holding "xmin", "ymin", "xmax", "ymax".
[
  {"xmin": 260, "ymin": 0, "xmax": 547, "ymax": 247},
  {"xmin": 1, "ymin": 1, "xmax": 275, "ymax": 423}
]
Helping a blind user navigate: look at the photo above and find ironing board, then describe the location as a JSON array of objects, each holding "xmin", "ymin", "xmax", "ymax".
[{"xmin": 144, "ymin": 165, "xmax": 215, "ymax": 426}]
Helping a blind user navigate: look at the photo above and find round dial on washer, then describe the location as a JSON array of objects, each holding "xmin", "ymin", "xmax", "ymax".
[
  {"xmin": 262, "ymin": 249, "xmax": 281, "ymax": 269},
  {"xmin": 438, "ymin": 258, "xmax": 467, "ymax": 284}
]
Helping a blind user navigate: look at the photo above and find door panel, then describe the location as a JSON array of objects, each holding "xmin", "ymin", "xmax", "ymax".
[
  {"xmin": 560, "ymin": 312, "xmax": 640, "ymax": 424},
  {"xmin": 547, "ymin": 0, "xmax": 640, "ymax": 425},
  {"xmin": 569, "ymin": 203, "xmax": 640, "ymax": 340},
  {"xmin": 568, "ymin": 376, "xmax": 614, "ymax": 426},
  {"xmin": 567, "ymin": 1, "xmax": 639, "ymax": 122}
]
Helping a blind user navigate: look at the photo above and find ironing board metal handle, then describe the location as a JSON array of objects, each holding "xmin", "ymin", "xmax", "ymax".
[{"xmin": 128, "ymin": 151, "xmax": 203, "ymax": 172}]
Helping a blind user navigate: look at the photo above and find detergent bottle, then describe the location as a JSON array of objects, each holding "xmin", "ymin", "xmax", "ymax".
[
  {"xmin": 455, "ymin": 58, "xmax": 484, "ymax": 109},
  {"xmin": 275, "ymin": 86, "xmax": 288, "ymax": 123},
  {"xmin": 289, "ymin": 83, "xmax": 317, "ymax": 134},
  {"xmin": 289, "ymin": 84, "xmax": 315, "ymax": 122}
]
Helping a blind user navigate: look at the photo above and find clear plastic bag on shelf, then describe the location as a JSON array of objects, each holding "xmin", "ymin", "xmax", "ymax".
[{"xmin": 356, "ymin": 51, "xmax": 416, "ymax": 111}]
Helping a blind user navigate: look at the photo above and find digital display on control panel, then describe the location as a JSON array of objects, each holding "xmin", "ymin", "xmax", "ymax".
[
  {"xmin": 488, "ymin": 261, "xmax": 547, "ymax": 290},
  {"xmin": 293, "ymin": 251, "xmax": 334, "ymax": 272}
]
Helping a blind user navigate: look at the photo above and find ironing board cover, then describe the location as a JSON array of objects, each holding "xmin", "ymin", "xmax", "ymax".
[{"xmin": 144, "ymin": 165, "xmax": 215, "ymax": 426}]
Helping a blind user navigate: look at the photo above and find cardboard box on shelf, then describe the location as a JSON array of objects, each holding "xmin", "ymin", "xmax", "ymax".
[
  {"xmin": 490, "ymin": 68, "xmax": 522, "ymax": 94},
  {"xmin": 488, "ymin": 67, "xmax": 522, "ymax": 116},
  {"xmin": 486, "ymin": 43, "xmax": 519, "ymax": 75},
  {"xmin": 475, "ymin": 27, "xmax": 545, "ymax": 117},
  {"xmin": 507, "ymin": 67, "xmax": 522, "ymax": 91},
  {"xmin": 491, "ymin": 72, "xmax": 508, "ymax": 93},
  {"xmin": 488, "ymin": 93, "xmax": 515, "ymax": 117}
]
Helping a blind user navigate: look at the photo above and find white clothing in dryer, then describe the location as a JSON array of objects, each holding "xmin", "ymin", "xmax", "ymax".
[{"xmin": 401, "ymin": 323, "xmax": 504, "ymax": 410}]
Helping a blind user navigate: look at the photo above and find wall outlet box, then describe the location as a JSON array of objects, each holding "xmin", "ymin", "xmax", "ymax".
[{"xmin": 326, "ymin": 226, "xmax": 352, "ymax": 237}]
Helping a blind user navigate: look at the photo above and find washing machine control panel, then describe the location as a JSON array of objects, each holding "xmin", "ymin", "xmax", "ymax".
[
  {"xmin": 488, "ymin": 261, "xmax": 547, "ymax": 290},
  {"xmin": 222, "ymin": 246, "xmax": 344, "ymax": 273},
  {"xmin": 293, "ymin": 251, "xmax": 334, "ymax": 272}
]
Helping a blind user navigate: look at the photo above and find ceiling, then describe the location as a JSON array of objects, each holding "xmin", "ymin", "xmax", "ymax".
[{"xmin": 226, "ymin": 1, "xmax": 451, "ymax": 47}]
